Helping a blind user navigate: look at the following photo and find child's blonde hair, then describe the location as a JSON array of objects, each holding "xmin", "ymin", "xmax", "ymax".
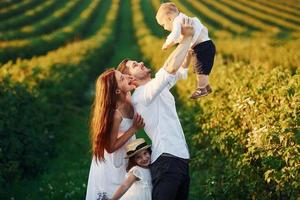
[{"xmin": 156, "ymin": 2, "xmax": 179, "ymax": 20}]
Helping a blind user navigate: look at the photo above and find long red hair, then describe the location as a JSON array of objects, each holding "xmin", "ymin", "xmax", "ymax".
[{"xmin": 90, "ymin": 69, "xmax": 118, "ymax": 161}]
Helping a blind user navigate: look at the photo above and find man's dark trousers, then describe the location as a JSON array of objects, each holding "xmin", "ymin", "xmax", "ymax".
[{"xmin": 150, "ymin": 155, "xmax": 190, "ymax": 200}]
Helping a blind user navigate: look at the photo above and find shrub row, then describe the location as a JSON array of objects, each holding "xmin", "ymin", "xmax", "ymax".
[
  {"xmin": 0, "ymin": 0, "xmax": 21, "ymax": 9},
  {"xmin": 0, "ymin": 0, "xmax": 101, "ymax": 63},
  {"xmin": 237, "ymin": 0, "xmax": 300, "ymax": 25},
  {"xmin": 0, "ymin": 0, "xmax": 64, "ymax": 31},
  {"xmin": 165, "ymin": 0, "xmax": 233, "ymax": 38},
  {"xmin": 188, "ymin": 0, "xmax": 275, "ymax": 32},
  {"xmin": 252, "ymin": 0, "xmax": 300, "ymax": 17},
  {"xmin": 0, "ymin": 0, "xmax": 119, "ymax": 192},
  {"xmin": 0, "ymin": 0, "xmax": 40, "ymax": 21},
  {"xmin": 131, "ymin": 0, "xmax": 300, "ymax": 199},
  {"xmin": 0, "ymin": 0, "xmax": 82, "ymax": 41},
  {"xmin": 182, "ymin": 0, "xmax": 246, "ymax": 34},
  {"xmin": 221, "ymin": 0, "xmax": 300, "ymax": 31},
  {"xmin": 189, "ymin": 63, "xmax": 300, "ymax": 199}
]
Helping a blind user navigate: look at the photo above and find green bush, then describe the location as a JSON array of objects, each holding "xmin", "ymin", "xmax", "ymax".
[
  {"xmin": 0, "ymin": 0, "xmax": 118, "ymax": 192},
  {"xmin": 0, "ymin": 79, "xmax": 58, "ymax": 184},
  {"xmin": 130, "ymin": 1, "xmax": 300, "ymax": 198},
  {"xmin": 191, "ymin": 64, "xmax": 300, "ymax": 199}
]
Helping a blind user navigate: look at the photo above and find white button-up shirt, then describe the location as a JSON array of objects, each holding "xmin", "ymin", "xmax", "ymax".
[
  {"xmin": 131, "ymin": 67, "xmax": 190, "ymax": 163},
  {"xmin": 165, "ymin": 13, "xmax": 210, "ymax": 47}
]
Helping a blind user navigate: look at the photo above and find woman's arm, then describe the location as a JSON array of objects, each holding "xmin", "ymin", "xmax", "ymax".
[
  {"xmin": 106, "ymin": 113, "xmax": 144, "ymax": 153},
  {"xmin": 110, "ymin": 173, "xmax": 137, "ymax": 200}
]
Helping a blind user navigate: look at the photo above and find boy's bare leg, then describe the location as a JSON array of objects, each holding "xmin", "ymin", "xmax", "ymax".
[{"xmin": 197, "ymin": 74, "xmax": 209, "ymax": 88}]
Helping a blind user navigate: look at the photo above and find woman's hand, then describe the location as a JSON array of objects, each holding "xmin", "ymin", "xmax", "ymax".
[{"xmin": 131, "ymin": 113, "xmax": 145, "ymax": 131}]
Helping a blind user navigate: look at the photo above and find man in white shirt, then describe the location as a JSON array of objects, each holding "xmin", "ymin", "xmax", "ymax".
[{"xmin": 117, "ymin": 19, "xmax": 194, "ymax": 200}]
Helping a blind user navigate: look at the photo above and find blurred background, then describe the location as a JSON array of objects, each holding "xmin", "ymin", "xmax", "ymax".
[{"xmin": 0, "ymin": 0, "xmax": 299, "ymax": 199}]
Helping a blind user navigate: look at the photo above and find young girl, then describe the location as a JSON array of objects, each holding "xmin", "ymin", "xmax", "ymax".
[
  {"xmin": 110, "ymin": 138, "xmax": 152, "ymax": 200},
  {"xmin": 156, "ymin": 2, "xmax": 216, "ymax": 99}
]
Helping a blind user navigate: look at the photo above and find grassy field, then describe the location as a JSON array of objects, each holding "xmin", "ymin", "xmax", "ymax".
[{"xmin": 0, "ymin": 0, "xmax": 299, "ymax": 199}]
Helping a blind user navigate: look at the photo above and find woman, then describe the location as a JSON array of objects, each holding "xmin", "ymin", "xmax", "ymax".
[{"xmin": 86, "ymin": 69, "xmax": 145, "ymax": 200}]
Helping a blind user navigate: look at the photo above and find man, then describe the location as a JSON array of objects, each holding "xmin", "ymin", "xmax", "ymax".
[{"xmin": 117, "ymin": 19, "xmax": 194, "ymax": 200}]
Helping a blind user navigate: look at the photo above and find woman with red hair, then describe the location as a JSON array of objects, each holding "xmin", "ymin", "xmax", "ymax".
[{"xmin": 86, "ymin": 69, "xmax": 144, "ymax": 200}]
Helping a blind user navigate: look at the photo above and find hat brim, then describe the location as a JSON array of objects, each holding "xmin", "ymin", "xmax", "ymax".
[{"xmin": 125, "ymin": 145, "xmax": 151, "ymax": 159}]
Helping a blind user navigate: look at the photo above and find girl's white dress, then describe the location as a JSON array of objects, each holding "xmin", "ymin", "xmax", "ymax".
[
  {"xmin": 121, "ymin": 166, "xmax": 152, "ymax": 200},
  {"xmin": 85, "ymin": 117, "xmax": 135, "ymax": 200}
]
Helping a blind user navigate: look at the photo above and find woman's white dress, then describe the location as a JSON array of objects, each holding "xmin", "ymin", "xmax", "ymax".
[
  {"xmin": 121, "ymin": 166, "xmax": 152, "ymax": 200},
  {"xmin": 85, "ymin": 117, "xmax": 135, "ymax": 200}
]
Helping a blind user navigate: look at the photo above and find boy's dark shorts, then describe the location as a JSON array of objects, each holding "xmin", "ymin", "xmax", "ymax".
[{"xmin": 192, "ymin": 40, "xmax": 216, "ymax": 75}]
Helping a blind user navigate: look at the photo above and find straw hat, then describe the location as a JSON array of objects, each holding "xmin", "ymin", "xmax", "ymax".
[{"xmin": 125, "ymin": 138, "xmax": 151, "ymax": 158}]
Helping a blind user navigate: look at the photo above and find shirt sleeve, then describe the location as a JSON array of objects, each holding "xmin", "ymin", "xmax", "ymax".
[
  {"xmin": 138, "ymin": 68, "xmax": 176, "ymax": 105},
  {"xmin": 129, "ymin": 166, "xmax": 142, "ymax": 180},
  {"xmin": 191, "ymin": 17, "xmax": 203, "ymax": 46},
  {"xmin": 165, "ymin": 18, "xmax": 182, "ymax": 45},
  {"xmin": 167, "ymin": 67, "xmax": 188, "ymax": 89}
]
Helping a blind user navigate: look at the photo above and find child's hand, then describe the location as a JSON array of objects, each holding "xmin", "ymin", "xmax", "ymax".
[{"xmin": 162, "ymin": 43, "xmax": 168, "ymax": 50}]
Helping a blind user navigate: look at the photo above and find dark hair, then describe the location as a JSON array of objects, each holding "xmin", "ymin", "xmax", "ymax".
[
  {"xmin": 126, "ymin": 147, "xmax": 152, "ymax": 172},
  {"xmin": 117, "ymin": 58, "xmax": 129, "ymax": 74}
]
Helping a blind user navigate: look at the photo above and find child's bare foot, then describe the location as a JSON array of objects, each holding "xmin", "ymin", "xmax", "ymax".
[{"xmin": 190, "ymin": 85, "xmax": 212, "ymax": 99}]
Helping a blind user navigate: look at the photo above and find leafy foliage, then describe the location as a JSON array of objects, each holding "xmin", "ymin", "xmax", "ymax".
[
  {"xmin": 0, "ymin": 0, "xmax": 119, "ymax": 195},
  {"xmin": 132, "ymin": 0, "xmax": 300, "ymax": 199}
]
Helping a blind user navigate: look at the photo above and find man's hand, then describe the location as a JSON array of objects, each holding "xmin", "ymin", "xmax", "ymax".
[
  {"xmin": 182, "ymin": 49, "xmax": 194, "ymax": 69},
  {"xmin": 181, "ymin": 17, "xmax": 194, "ymax": 38}
]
